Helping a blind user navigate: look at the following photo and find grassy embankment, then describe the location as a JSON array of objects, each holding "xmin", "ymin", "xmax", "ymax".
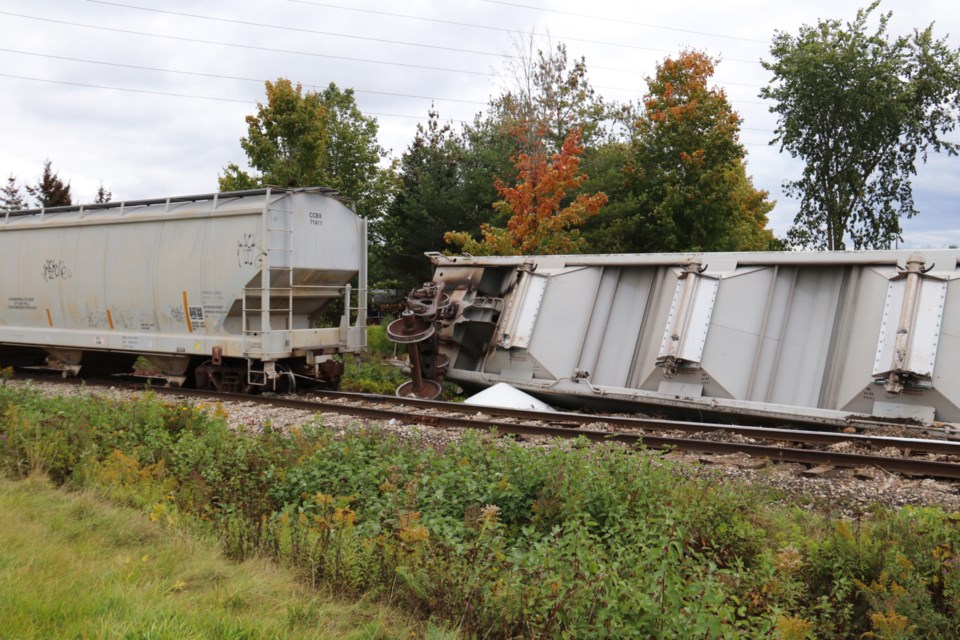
[
  {"xmin": 1, "ymin": 339, "xmax": 959, "ymax": 638},
  {"xmin": 0, "ymin": 474, "xmax": 443, "ymax": 639}
]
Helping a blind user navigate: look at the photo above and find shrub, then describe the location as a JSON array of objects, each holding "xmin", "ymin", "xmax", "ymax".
[{"xmin": 2, "ymin": 383, "xmax": 959, "ymax": 638}]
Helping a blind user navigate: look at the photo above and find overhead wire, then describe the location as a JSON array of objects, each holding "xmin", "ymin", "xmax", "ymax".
[
  {"xmin": 480, "ymin": 0, "xmax": 771, "ymax": 45},
  {"xmin": 0, "ymin": 10, "xmax": 688, "ymax": 92},
  {"xmin": 282, "ymin": 0, "xmax": 763, "ymax": 65},
  {"xmin": 0, "ymin": 73, "xmax": 467, "ymax": 123},
  {"xmin": 0, "ymin": 44, "xmax": 776, "ymax": 121},
  {"xmin": 85, "ymin": 0, "xmax": 514, "ymax": 61},
  {"xmin": 0, "ymin": 10, "xmax": 496, "ymax": 78},
  {"xmin": 0, "ymin": 4, "xmax": 785, "ymax": 136},
  {"xmin": 1, "ymin": 9, "xmax": 753, "ymax": 98},
  {"xmin": 0, "ymin": 48, "xmax": 490, "ymax": 107},
  {"xmin": 87, "ymin": 0, "xmax": 661, "ymax": 77}
]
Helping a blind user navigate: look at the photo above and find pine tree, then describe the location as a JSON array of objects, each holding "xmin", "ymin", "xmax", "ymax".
[
  {"xmin": 26, "ymin": 160, "xmax": 72, "ymax": 208},
  {"xmin": 94, "ymin": 181, "xmax": 112, "ymax": 204},
  {"xmin": 1, "ymin": 174, "xmax": 27, "ymax": 212}
]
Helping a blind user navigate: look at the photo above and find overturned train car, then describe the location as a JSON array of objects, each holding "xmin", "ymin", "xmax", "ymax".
[
  {"xmin": 391, "ymin": 250, "xmax": 960, "ymax": 432},
  {"xmin": 0, "ymin": 187, "xmax": 366, "ymax": 391}
]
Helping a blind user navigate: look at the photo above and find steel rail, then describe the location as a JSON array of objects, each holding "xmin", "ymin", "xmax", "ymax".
[
  {"xmin": 302, "ymin": 389, "xmax": 960, "ymax": 457},
  {"xmin": 147, "ymin": 387, "xmax": 960, "ymax": 480}
]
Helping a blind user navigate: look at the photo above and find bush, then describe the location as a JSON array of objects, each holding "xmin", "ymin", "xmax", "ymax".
[{"xmin": 1, "ymin": 383, "xmax": 959, "ymax": 638}]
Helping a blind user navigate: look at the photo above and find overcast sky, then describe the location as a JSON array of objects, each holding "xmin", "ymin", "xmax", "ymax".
[{"xmin": 1, "ymin": 0, "xmax": 957, "ymax": 247}]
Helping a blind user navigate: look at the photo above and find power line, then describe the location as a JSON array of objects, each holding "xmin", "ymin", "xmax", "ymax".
[
  {"xmin": 0, "ymin": 10, "xmax": 496, "ymax": 78},
  {"xmin": 0, "ymin": 72, "xmax": 252, "ymax": 104},
  {"xmin": 0, "ymin": 10, "xmax": 709, "ymax": 98},
  {"xmin": 481, "ymin": 0, "xmax": 771, "ymax": 45},
  {"xmin": 0, "ymin": 73, "xmax": 456, "ymax": 122},
  {"xmin": 0, "ymin": 47, "xmax": 490, "ymax": 107},
  {"xmin": 283, "ymin": 0, "xmax": 762, "ymax": 65},
  {"xmin": 0, "ymin": 45, "xmax": 771, "ymax": 113},
  {"xmin": 86, "ymin": 0, "xmax": 651, "ymax": 77},
  {"xmin": 86, "ymin": 0, "xmax": 512, "ymax": 61}
]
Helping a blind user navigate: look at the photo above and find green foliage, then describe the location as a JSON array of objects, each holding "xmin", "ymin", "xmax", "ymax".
[
  {"xmin": 378, "ymin": 111, "xmax": 484, "ymax": 288},
  {"xmin": 341, "ymin": 354, "xmax": 407, "ymax": 396},
  {"xmin": 602, "ymin": 50, "xmax": 776, "ymax": 253},
  {"xmin": 220, "ymin": 79, "xmax": 397, "ymax": 238},
  {"xmin": 2, "ymin": 384, "xmax": 959, "ymax": 638},
  {"xmin": 365, "ymin": 323, "xmax": 397, "ymax": 358},
  {"xmin": 761, "ymin": 2, "xmax": 960, "ymax": 250}
]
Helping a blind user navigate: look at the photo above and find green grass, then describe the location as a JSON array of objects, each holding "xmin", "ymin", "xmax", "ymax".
[{"xmin": 0, "ymin": 474, "xmax": 447, "ymax": 640}]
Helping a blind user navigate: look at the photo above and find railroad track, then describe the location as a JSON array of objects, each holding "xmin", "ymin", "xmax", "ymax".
[
  {"xmin": 145, "ymin": 386, "xmax": 960, "ymax": 481},
  {"xmin": 9, "ymin": 372, "xmax": 960, "ymax": 481}
]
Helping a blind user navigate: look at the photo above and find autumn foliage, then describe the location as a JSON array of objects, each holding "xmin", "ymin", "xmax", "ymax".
[{"xmin": 445, "ymin": 127, "xmax": 607, "ymax": 255}]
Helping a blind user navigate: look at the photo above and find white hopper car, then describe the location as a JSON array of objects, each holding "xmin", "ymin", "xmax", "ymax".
[
  {"xmin": 390, "ymin": 250, "xmax": 960, "ymax": 433},
  {"xmin": 0, "ymin": 187, "xmax": 367, "ymax": 392}
]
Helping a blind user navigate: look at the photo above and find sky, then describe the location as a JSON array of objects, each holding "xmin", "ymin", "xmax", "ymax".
[{"xmin": 0, "ymin": 0, "xmax": 957, "ymax": 247}]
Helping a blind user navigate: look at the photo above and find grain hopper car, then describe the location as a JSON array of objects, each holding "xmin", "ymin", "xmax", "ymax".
[
  {"xmin": 389, "ymin": 250, "xmax": 960, "ymax": 433},
  {"xmin": 0, "ymin": 187, "xmax": 367, "ymax": 392}
]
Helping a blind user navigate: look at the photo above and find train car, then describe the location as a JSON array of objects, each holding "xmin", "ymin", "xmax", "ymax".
[
  {"xmin": 0, "ymin": 187, "xmax": 367, "ymax": 392},
  {"xmin": 389, "ymin": 250, "xmax": 960, "ymax": 433}
]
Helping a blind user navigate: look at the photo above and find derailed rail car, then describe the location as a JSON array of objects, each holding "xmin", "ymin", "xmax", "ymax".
[
  {"xmin": 0, "ymin": 187, "xmax": 366, "ymax": 391},
  {"xmin": 390, "ymin": 250, "xmax": 960, "ymax": 432}
]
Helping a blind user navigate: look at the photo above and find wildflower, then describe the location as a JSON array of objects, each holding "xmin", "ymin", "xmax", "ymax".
[
  {"xmin": 334, "ymin": 507, "xmax": 356, "ymax": 526},
  {"xmin": 774, "ymin": 546, "xmax": 804, "ymax": 574},
  {"xmin": 399, "ymin": 524, "xmax": 429, "ymax": 544},
  {"xmin": 479, "ymin": 504, "xmax": 501, "ymax": 526}
]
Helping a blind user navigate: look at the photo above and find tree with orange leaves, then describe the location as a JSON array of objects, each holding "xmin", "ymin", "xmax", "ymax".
[
  {"xmin": 604, "ymin": 50, "xmax": 776, "ymax": 252},
  {"xmin": 445, "ymin": 127, "xmax": 607, "ymax": 255}
]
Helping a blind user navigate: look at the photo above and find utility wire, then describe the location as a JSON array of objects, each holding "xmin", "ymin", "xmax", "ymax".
[
  {"xmin": 481, "ymin": 0, "xmax": 771, "ymax": 45},
  {"xmin": 86, "ymin": 0, "xmax": 513, "ymax": 61},
  {"xmin": 86, "ymin": 0, "xmax": 651, "ymax": 77},
  {"xmin": 0, "ymin": 47, "xmax": 490, "ymax": 106},
  {"xmin": 0, "ymin": 10, "xmax": 495, "ymax": 77},
  {"xmin": 0, "ymin": 11, "xmax": 675, "ymax": 96},
  {"xmin": 283, "ymin": 0, "xmax": 762, "ymax": 65},
  {"xmin": 0, "ymin": 45, "xmax": 774, "ymax": 116},
  {"xmin": 0, "ymin": 73, "xmax": 457, "ymax": 122}
]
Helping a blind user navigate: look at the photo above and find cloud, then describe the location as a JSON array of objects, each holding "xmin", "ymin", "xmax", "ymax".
[{"xmin": 0, "ymin": 0, "xmax": 956, "ymax": 238}]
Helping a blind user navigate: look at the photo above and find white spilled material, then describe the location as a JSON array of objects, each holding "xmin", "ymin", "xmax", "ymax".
[{"xmin": 464, "ymin": 383, "xmax": 556, "ymax": 412}]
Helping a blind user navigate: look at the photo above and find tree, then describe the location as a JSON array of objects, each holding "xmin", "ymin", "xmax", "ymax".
[
  {"xmin": 26, "ymin": 160, "xmax": 72, "ymax": 208},
  {"xmin": 379, "ymin": 110, "xmax": 478, "ymax": 287},
  {"xmin": 94, "ymin": 181, "xmax": 112, "ymax": 204},
  {"xmin": 492, "ymin": 41, "xmax": 608, "ymax": 155},
  {"xmin": 761, "ymin": 2, "xmax": 960, "ymax": 250},
  {"xmin": 220, "ymin": 79, "xmax": 396, "ymax": 232},
  {"xmin": 445, "ymin": 127, "xmax": 607, "ymax": 255},
  {"xmin": 440, "ymin": 42, "xmax": 611, "ymax": 257},
  {"xmin": 1, "ymin": 174, "xmax": 27, "ymax": 212},
  {"xmin": 607, "ymin": 51, "xmax": 775, "ymax": 252}
]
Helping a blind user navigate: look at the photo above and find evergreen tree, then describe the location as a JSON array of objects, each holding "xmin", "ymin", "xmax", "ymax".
[
  {"xmin": 26, "ymin": 160, "xmax": 72, "ymax": 208},
  {"xmin": 1, "ymin": 174, "xmax": 27, "ymax": 212},
  {"xmin": 94, "ymin": 181, "xmax": 112, "ymax": 204}
]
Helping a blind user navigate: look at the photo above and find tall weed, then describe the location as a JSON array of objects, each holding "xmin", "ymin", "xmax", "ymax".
[{"xmin": 1, "ymin": 383, "xmax": 959, "ymax": 638}]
